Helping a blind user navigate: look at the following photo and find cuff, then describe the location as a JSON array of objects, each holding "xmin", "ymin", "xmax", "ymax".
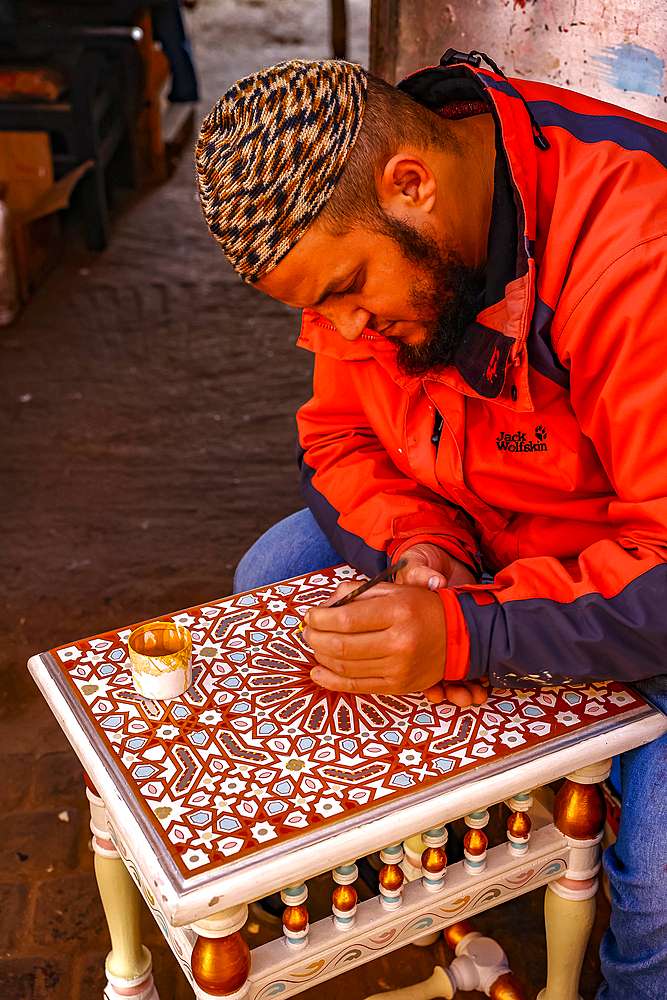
[{"xmin": 437, "ymin": 589, "xmax": 471, "ymax": 681}]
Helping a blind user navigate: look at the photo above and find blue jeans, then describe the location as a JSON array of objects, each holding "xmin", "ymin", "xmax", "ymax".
[
  {"xmin": 234, "ymin": 509, "xmax": 342, "ymax": 593},
  {"xmin": 235, "ymin": 511, "xmax": 667, "ymax": 999},
  {"xmin": 597, "ymin": 673, "xmax": 667, "ymax": 1000}
]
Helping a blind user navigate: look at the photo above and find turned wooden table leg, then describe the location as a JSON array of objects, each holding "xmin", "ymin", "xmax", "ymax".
[
  {"xmin": 190, "ymin": 905, "xmax": 251, "ymax": 999},
  {"xmin": 332, "ymin": 861, "xmax": 358, "ymax": 929},
  {"xmin": 87, "ymin": 780, "xmax": 158, "ymax": 1000},
  {"xmin": 403, "ymin": 827, "xmax": 448, "ymax": 946},
  {"xmin": 465, "ymin": 808, "xmax": 491, "ymax": 874},
  {"xmin": 538, "ymin": 760, "xmax": 611, "ymax": 1000}
]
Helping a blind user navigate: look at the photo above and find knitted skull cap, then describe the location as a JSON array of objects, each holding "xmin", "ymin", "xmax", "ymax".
[{"xmin": 196, "ymin": 59, "xmax": 367, "ymax": 283}]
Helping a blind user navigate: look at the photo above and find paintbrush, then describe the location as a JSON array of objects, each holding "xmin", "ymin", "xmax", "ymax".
[
  {"xmin": 296, "ymin": 559, "xmax": 408, "ymax": 631},
  {"xmin": 328, "ymin": 558, "xmax": 408, "ymax": 607}
]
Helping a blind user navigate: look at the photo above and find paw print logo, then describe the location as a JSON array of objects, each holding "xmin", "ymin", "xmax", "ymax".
[{"xmin": 535, "ymin": 425, "xmax": 547, "ymax": 441}]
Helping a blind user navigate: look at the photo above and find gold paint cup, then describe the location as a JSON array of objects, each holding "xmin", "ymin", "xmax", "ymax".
[{"xmin": 128, "ymin": 621, "xmax": 192, "ymax": 700}]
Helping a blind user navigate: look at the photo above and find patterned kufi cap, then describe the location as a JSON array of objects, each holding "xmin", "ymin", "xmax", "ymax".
[{"xmin": 196, "ymin": 60, "xmax": 367, "ymax": 283}]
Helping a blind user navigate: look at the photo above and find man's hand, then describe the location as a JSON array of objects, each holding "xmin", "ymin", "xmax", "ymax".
[
  {"xmin": 424, "ymin": 678, "xmax": 488, "ymax": 707},
  {"xmin": 394, "ymin": 543, "xmax": 487, "ymax": 706},
  {"xmin": 305, "ymin": 582, "xmax": 448, "ymax": 695},
  {"xmin": 394, "ymin": 542, "xmax": 477, "ymax": 589},
  {"xmin": 305, "ymin": 546, "xmax": 488, "ymax": 706}
]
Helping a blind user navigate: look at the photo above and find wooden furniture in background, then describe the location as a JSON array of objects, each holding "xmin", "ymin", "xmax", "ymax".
[
  {"xmin": 331, "ymin": 0, "xmax": 347, "ymax": 60},
  {"xmin": 133, "ymin": 10, "xmax": 172, "ymax": 184},
  {"xmin": 0, "ymin": 130, "xmax": 91, "ymax": 315},
  {"xmin": 0, "ymin": 22, "xmax": 144, "ymax": 249}
]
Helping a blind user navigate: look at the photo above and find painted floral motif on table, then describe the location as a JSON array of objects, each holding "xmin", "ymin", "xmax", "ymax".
[{"xmin": 51, "ymin": 565, "xmax": 639, "ymax": 879}]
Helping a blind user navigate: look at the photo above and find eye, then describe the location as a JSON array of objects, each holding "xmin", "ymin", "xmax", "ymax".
[{"xmin": 336, "ymin": 272, "xmax": 363, "ymax": 297}]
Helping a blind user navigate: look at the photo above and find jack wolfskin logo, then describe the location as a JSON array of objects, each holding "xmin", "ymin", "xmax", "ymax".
[{"xmin": 496, "ymin": 427, "xmax": 548, "ymax": 453}]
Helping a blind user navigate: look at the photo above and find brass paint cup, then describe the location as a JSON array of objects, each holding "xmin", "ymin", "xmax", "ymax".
[{"xmin": 128, "ymin": 621, "xmax": 192, "ymax": 700}]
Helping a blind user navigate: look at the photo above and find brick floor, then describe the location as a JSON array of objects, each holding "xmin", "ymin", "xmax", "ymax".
[{"xmin": 0, "ymin": 956, "xmax": 71, "ymax": 1000}]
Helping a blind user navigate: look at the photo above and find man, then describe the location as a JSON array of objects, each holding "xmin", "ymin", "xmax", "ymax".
[{"xmin": 196, "ymin": 56, "xmax": 667, "ymax": 998}]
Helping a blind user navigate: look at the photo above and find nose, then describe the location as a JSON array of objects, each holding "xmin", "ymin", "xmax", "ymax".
[{"xmin": 328, "ymin": 304, "xmax": 371, "ymax": 342}]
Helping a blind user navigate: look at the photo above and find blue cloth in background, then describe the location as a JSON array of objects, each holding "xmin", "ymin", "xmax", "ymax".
[{"xmin": 151, "ymin": 0, "xmax": 199, "ymax": 103}]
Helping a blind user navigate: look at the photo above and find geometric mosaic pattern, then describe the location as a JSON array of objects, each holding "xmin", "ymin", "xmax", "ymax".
[{"xmin": 51, "ymin": 565, "xmax": 640, "ymax": 880}]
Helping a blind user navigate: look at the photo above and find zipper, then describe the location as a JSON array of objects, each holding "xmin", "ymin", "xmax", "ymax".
[
  {"xmin": 431, "ymin": 409, "xmax": 444, "ymax": 450},
  {"xmin": 312, "ymin": 315, "xmax": 380, "ymax": 340}
]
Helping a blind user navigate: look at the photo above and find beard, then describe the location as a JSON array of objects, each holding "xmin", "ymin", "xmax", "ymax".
[{"xmin": 376, "ymin": 215, "xmax": 482, "ymax": 378}]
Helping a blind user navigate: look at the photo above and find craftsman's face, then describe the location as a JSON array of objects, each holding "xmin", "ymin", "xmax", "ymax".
[{"xmin": 255, "ymin": 215, "xmax": 481, "ymax": 376}]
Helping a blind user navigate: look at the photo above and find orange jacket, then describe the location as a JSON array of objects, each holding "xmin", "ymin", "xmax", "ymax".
[{"xmin": 296, "ymin": 57, "xmax": 667, "ymax": 688}]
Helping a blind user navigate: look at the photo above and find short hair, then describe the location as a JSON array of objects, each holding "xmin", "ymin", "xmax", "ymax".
[{"xmin": 318, "ymin": 73, "xmax": 460, "ymax": 237}]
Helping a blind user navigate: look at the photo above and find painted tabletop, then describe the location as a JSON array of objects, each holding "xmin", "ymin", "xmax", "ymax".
[{"xmin": 44, "ymin": 565, "xmax": 640, "ymax": 882}]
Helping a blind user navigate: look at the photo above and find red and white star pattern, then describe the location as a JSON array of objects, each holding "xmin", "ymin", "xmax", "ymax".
[{"xmin": 52, "ymin": 565, "xmax": 639, "ymax": 878}]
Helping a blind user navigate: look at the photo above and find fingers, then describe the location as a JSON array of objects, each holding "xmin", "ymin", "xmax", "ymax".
[
  {"xmin": 306, "ymin": 629, "xmax": 391, "ymax": 668},
  {"xmin": 423, "ymin": 683, "xmax": 445, "ymax": 703},
  {"xmin": 307, "ymin": 585, "xmax": 400, "ymax": 632},
  {"xmin": 440, "ymin": 680, "xmax": 489, "ymax": 707},
  {"xmin": 394, "ymin": 547, "xmax": 446, "ymax": 588},
  {"xmin": 392, "ymin": 544, "xmax": 477, "ymax": 589},
  {"xmin": 394, "ymin": 561, "xmax": 427, "ymax": 587},
  {"xmin": 313, "ymin": 673, "xmax": 490, "ymax": 702},
  {"xmin": 442, "ymin": 682, "xmax": 475, "ymax": 707},
  {"xmin": 447, "ymin": 562, "xmax": 478, "ymax": 587},
  {"xmin": 306, "ymin": 587, "xmax": 450, "ymax": 699},
  {"xmin": 321, "ymin": 580, "xmax": 361, "ymax": 607},
  {"xmin": 467, "ymin": 681, "xmax": 489, "ymax": 705},
  {"xmin": 310, "ymin": 665, "xmax": 396, "ymax": 694},
  {"xmin": 424, "ymin": 680, "xmax": 489, "ymax": 705}
]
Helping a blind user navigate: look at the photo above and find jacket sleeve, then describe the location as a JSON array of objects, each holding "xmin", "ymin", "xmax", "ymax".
[
  {"xmin": 297, "ymin": 353, "xmax": 480, "ymax": 579},
  {"xmin": 443, "ymin": 237, "xmax": 667, "ymax": 688}
]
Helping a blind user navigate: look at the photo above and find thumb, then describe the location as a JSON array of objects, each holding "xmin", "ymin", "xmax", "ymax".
[
  {"xmin": 402, "ymin": 564, "xmax": 447, "ymax": 590},
  {"xmin": 321, "ymin": 580, "xmax": 359, "ymax": 607}
]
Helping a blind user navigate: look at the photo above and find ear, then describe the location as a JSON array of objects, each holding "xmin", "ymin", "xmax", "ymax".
[{"xmin": 377, "ymin": 153, "xmax": 437, "ymax": 214}]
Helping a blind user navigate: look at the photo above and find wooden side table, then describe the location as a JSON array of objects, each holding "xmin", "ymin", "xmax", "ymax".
[{"xmin": 28, "ymin": 565, "xmax": 667, "ymax": 1000}]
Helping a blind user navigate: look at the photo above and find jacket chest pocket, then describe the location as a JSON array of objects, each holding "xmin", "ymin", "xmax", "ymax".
[
  {"xmin": 421, "ymin": 394, "xmax": 509, "ymax": 534},
  {"xmin": 463, "ymin": 395, "xmax": 611, "ymax": 511}
]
